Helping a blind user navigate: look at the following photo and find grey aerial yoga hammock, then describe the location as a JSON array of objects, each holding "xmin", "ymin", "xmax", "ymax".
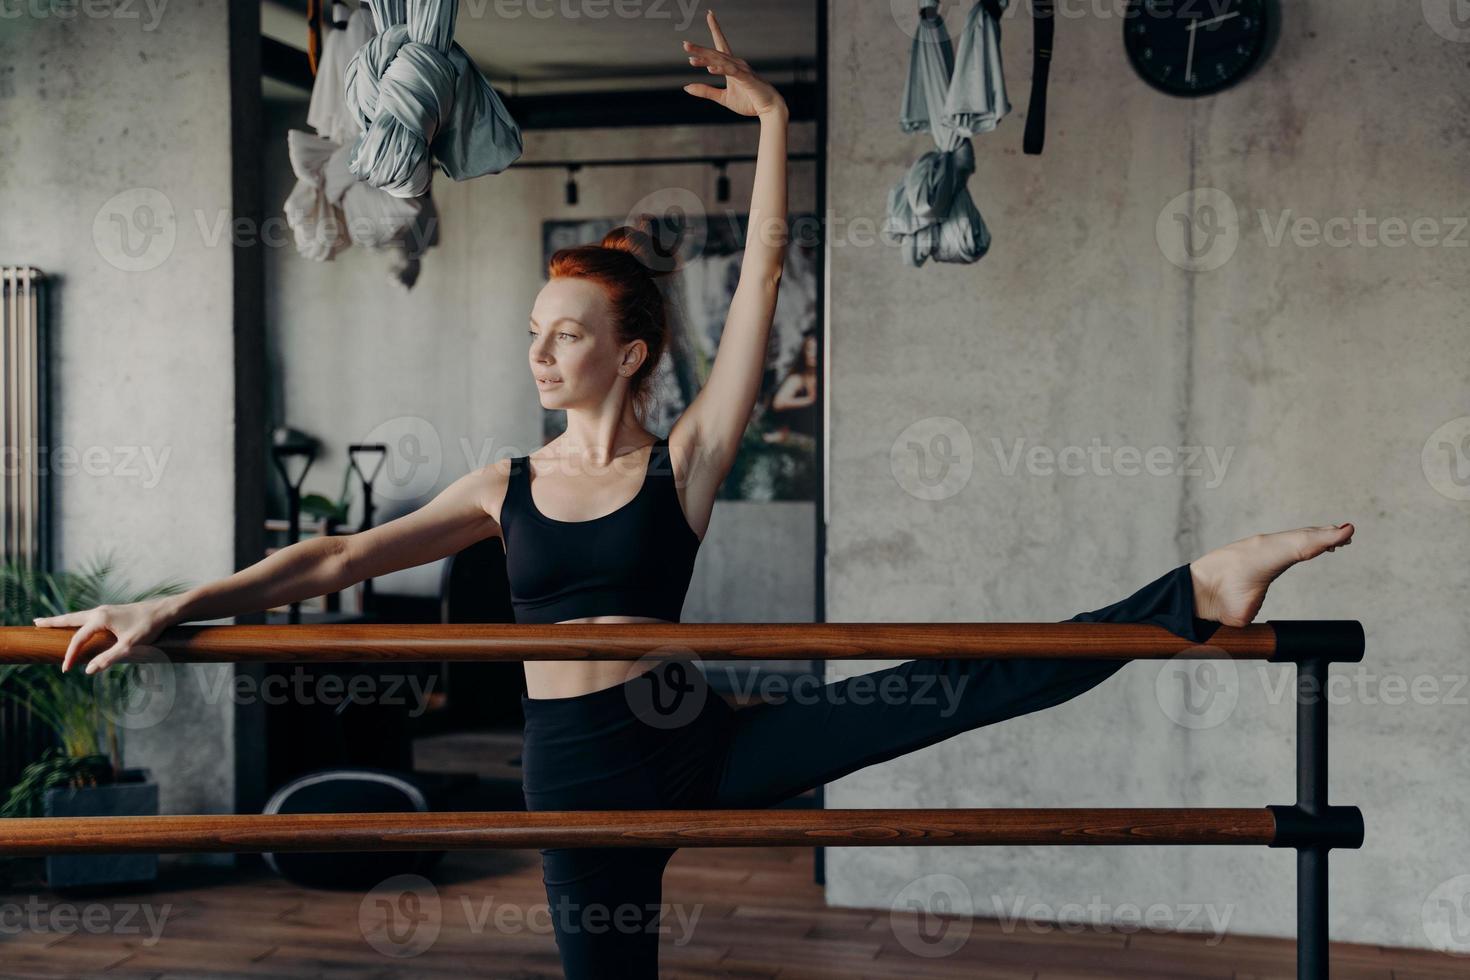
[
  {"xmin": 345, "ymin": 0, "xmax": 524, "ymax": 198},
  {"xmin": 284, "ymin": 1, "xmax": 439, "ymax": 289},
  {"xmin": 885, "ymin": 0, "xmax": 1010, "ymax": 267}
]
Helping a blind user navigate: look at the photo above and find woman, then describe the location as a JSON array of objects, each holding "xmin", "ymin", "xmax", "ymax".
[
  {"xmin": 764, "ymin": 326, "xmax": 819, "ymax": 444},
  {"xmin": 38, "ymin": 11, "xmax": 1355, "ymax": 978}
]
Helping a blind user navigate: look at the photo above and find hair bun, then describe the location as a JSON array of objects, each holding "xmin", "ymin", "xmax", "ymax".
[{"xmin": 601, "ymin": 220, "xmax": 682, "ymax": 278}]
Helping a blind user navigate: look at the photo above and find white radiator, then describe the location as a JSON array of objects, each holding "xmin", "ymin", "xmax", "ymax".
[{"xmin": 1, "ymin": 267, "xmax": 45, "ymax": 568}]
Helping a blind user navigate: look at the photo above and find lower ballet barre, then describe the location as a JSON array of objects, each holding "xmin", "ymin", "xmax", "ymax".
[{"xmin": 0, "ymin": 620, "xmax": 1365, "ymax": 980}]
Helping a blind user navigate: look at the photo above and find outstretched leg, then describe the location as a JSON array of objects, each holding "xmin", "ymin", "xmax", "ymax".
[
  {"xmin": 708, "ymin": 524, "xmax": 1354, "ymax": 809},
  {"xmin": 708, "ymin": 563, "xmax": 1206, "ymax": 808}
]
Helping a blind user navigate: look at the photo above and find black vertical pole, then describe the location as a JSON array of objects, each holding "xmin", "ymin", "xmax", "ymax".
[
  {"xmin": 812, "ymin": 0, "xmax": 829, "ymax": 890},
  {"xmin": 1297, "ymin": 656, "xmax": 1329, "ymax": 979}
]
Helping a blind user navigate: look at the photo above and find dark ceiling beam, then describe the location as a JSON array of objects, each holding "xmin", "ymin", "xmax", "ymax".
[
  {"xmin": 261, "ymin": 37, "xmax": 816, "ymax": 127},
  {"xmin": 506, "ymin": 82, "xmax": 816, "ymax": 128}
]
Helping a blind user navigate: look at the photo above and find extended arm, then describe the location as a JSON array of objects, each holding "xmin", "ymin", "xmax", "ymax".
[{"xmin": 40, "ymin": 463, "xmax": 505, "ymax": 672}]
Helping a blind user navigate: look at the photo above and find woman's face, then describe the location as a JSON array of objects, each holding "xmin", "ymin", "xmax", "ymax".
[
  {"xmin": 527, "ymin": 277, "xmax": 636, "ymax": 411},
  {"xmin": 801, "ymin": 335, "xmax": 818, "ymax": 367}
]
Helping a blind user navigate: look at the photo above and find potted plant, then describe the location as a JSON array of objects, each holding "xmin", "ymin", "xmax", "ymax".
[{"xmin": 0, "ymin": 551, "xmax": 188, "ymax": 890}]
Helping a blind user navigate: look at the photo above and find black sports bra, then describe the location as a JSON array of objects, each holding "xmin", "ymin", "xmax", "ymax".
[{"xmin": 497, "ymin": 435, "xmax": 702, "ymax": 624}]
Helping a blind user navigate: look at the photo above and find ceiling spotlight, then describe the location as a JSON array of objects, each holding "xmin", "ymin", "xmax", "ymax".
[
  {"xmin": 565, "ymin": 165, "xmax": 580, "ymax": 206},
  {"xmin": 715, "ymin": 161, "xmax": 730, "ymax": 203}
]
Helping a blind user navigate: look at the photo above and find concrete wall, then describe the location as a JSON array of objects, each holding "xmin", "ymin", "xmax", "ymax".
[
  {"xmin": 262, "ymin": 100, "xmax": 820, "ymax": 625},
  {"xmin": 823, "ymin": 0, "xmax": 1468, "ymax": 952},
  {"xmin": 0, "ymin": 0, "xmax": 251, "ymax": 832}
]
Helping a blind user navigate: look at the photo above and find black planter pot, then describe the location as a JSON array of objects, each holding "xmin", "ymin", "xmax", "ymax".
[{"xmin": 42, "ymin": 767, "xmax": 159, "ymax": 890}]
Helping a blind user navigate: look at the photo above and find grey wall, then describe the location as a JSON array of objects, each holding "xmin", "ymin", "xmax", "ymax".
[
  {"xmin": 0, "ymin": 0, "xmax": 250, "ymax": 836},
  {"xmin": 263, "ymin": 102, "xmax": 820, "ymax": 625},
  {"xmin": 823, "ymin": 0, "xmax": 1468, "ymax": 953}
]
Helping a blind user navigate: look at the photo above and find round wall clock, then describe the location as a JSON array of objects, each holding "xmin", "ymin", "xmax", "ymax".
[{"xmin": 1124, "ymin": 0, "xmax": 1272, "ymax": 97}]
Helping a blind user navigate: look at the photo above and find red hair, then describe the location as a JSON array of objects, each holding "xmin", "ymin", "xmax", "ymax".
[{"xmin": 547, "ymin": 223, "xmax": 679, "ymax": 422}]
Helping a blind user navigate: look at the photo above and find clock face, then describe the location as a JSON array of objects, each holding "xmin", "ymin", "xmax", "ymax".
[{"xmin": 1124, "ymin": 0, "xmax": 1270, "ymax": 97}]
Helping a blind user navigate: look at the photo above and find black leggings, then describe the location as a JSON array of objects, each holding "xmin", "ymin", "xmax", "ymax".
[{"xmin": 519, "ymin": 563, "xmax": 1219, "ymax": 978}]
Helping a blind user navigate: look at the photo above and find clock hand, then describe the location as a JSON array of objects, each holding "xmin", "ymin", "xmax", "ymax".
[
  {"xmin": 1196, "ymin": 11, "xmax": 1242, "ymax": 30},
  {"xmin": 1184, "ymin": 10, "xmax": 1239, "ymax": 83},
  {"xmin": 1185, "ymin": 21, "xmax": 1199, "ymax": 82}
]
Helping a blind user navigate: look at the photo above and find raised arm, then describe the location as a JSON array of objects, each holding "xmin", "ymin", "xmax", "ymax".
[{"xmin": 673, "ymin": 10, "xmax": 791, "ymax": 491}]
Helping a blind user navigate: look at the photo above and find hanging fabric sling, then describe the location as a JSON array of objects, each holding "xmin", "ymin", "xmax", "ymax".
[
  {"xmin": 885, "ymin": 0, "xmax": 1010, "ymax": 267},
  {"xmin": 344, "ymin": 0, "xmax": 524, "ymax": 199},
  {"xmin": 1024, "ymin": 0, "xmax": 1055, "ymax": 155},
  {"xmin": 284, "ymin": 2, "xmax": 441, "ymax": 289}
]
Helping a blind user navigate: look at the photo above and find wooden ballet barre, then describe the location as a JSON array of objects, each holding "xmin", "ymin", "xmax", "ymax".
[
  {"xmin": 0, "ymin": 620, "xmax": 1363, "ymax": 665},
  {"xmin": 0, "ymin": 617, "xmax": 1366, "ymax": 980},
  {"xmin": 0, "ymin": 807, "xmax": 1319, "ymax": 854}
]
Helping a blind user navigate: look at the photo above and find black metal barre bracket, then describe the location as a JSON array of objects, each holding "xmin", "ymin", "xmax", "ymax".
[
  {"xmin": 1266, "ymin": 804, "xmax": 1365, "ymax": 851},
  {"xmin": 1267, "ymin": 620, "xmax": 1365, "ymax": 663}
]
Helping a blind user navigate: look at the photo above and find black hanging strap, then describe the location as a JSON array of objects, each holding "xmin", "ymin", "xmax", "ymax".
[{"xmin": 1023, "ymin": 0, "xmax": 1055, "ymax": 155}]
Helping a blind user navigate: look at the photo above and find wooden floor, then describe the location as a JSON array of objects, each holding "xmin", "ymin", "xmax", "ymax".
[{"xmin": 0, "ymin": 844, "xmax": 1464, "ymax": 979}]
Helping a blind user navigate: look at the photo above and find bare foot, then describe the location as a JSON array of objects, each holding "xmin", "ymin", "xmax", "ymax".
[{"xmin": 1190, "ymin": 524, "xmax": 1355, "ymax": 628}]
